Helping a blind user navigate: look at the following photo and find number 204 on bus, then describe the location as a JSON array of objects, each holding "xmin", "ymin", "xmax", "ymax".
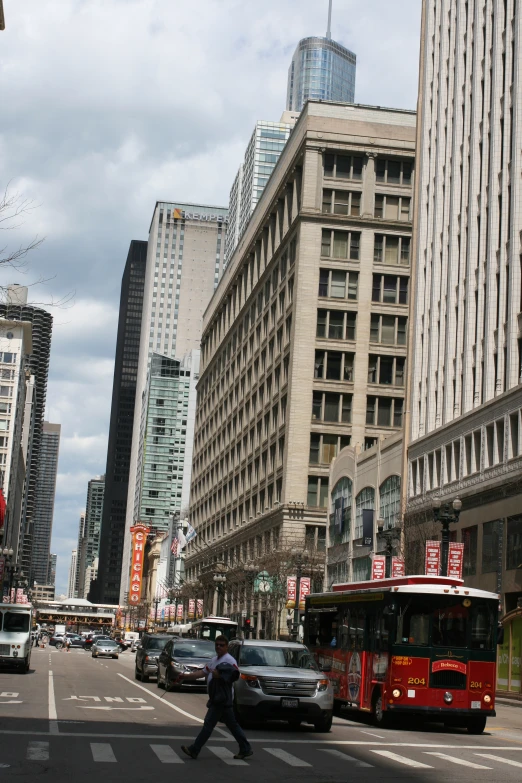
[{"xmin": 304, "ymin": 575, "xmax": 501, "ymax": 734}]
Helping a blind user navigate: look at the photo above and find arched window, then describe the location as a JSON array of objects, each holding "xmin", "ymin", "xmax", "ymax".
[
  {"xmin": 355, "ymin": 486, "xmax": 375, "ymax": 538},
  {"xmin": 330, "ymin": 477, "xmax": 353, "ymax": 544},
  {"xmin": 379, "ymin": 475, "xmax": 401, "ymax": 529}
]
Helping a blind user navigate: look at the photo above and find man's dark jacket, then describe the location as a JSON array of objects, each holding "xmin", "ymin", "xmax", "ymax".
[{"xmin": 207, "ymin": 662, "xmax": 239, "ymax": 708}]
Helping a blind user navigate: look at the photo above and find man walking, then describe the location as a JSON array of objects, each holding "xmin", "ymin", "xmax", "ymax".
[{"xmin": 179, "ymin": 635, "xmax": 252, "ymax": 760}]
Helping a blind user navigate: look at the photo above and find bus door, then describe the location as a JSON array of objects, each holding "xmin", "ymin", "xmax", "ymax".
[{"xmin": 363, "ymin": 612, "xmax": 389, "ymax": 709}]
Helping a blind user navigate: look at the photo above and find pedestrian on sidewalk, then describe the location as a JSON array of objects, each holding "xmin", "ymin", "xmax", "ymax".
[{"xmin": 179, "ymin": 635, "xmax": 252, "ymax": 761}]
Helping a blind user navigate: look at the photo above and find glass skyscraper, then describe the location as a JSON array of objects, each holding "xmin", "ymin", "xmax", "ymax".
[{"xmin": 286, "ymin": 36, "xmax": 356, "ymax": 112}]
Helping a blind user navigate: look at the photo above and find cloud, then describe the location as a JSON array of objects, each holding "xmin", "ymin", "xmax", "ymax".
[{"xmin": 0, "ymin": 0, "xmax": 421, "ymax": 595}]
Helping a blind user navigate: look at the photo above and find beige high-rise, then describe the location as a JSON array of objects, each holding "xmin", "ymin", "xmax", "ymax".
[{"xmin": 185, "ymin": 102, "xmax": 415, "ymax": 631}]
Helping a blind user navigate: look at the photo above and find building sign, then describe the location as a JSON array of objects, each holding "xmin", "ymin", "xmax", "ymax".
[
  {"xmin": 362, "ymin": 510, "xmax": 374, "ymax": 547},
  {"xmin": 196, "ymin": 599, "xmax": 203, "ymax": 618},
  {"xmin": 188, "ymin": 599, "xmax": 195, "ymax": 619},
  {"xmin": 448, "ymin": 542, "xmax": 464, "ymax": 579},
  {"xmin": 298, "ymin": 577, "xmax": 311, "ymax": 610},
  {"xmin": 129, "ymin": 523, "xmax": 150, "ymax": 604},
  {"xmin": 286, "ymin": 576, "xmax": 297, "ymax": 609},
  {"xmin": 391, "ymin": 557, "xmax": 405, "ymax": 577},
  {"xmin": 425, "ymin": 540, "xmax": 441, "ymax": 575},
  {"xmin": 172, "ymin": 208, "xmax": 228, "ymax": 223},
  {"xmin": 372, "ymin": 556, "xmax": 386, "ymax": 580}
]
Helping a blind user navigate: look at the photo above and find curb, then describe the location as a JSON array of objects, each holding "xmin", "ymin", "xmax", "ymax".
[{"xmin": 496, "ymin": 696, "xmax": 522, "ymax": 709}]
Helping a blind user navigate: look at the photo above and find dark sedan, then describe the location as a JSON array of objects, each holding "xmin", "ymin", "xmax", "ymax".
[
  {"xmin": 157, "ymin": 639, "xmax": 215, "ymax": 691},
  {"xmin": 49, "ymin": 633, "xmax": 84, "ymax": 649},
  {"xmin": 83, "ymin": 634, "xmax": 112, "ymax": 651}
]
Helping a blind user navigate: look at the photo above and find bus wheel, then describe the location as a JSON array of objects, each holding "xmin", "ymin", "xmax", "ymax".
[
  {"xmin": 467, "ymin": 717, "xmax": 487, "ymax": 735},
  {"xmin": 372, "ymin": 691, "xmax": 389, "ymax": 727}
]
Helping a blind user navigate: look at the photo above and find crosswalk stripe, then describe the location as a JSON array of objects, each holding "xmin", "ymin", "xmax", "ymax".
[
  {"xmin": 371, "ymin": 750, "xmax": 433, "ymax": 769},
  {"xmin": 476, "ymin": 754, "xmax": 522, "ymax": 768},
  {"xmin": 91, "ymin": 743, "xmax": 117, "ymax": 763},
  {"xmin": 424, "ymin": 752, "xmax": 492, "ymax": 769},
  {"xmin": 26, "ymin": 742, "xmax": 49, "ymax": 761},
  {"xmin": 264, "ymin": 748, "xmax": 311, "ymax": 767},
  {"xmin": 207, "ymin": 746, "xmax": 248, "ymax": 765},
  {"xmin": 150, "ymin": 745, "xmax": 184, "ymax": 764},
  {"xmin": 319, "ymin": 749, "xmax": 373, "ymax": 767}
]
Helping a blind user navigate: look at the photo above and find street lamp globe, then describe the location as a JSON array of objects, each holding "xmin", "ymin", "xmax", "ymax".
[
  {"xmin": 452, "ymin": 497, "xmax": 462, "ymax": 512},
  {"xmin": 432, "ymin": 497, "xmax": 442, "ymax": 510}
]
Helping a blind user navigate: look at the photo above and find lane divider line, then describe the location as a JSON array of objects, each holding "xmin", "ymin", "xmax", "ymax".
[
  {"xmin": 116, "ymin": 672, "xmax": 230, "ymax": 738},
  {"xmin": 48, "ymin": 671, "xmax": 59, "ymax": 735}
]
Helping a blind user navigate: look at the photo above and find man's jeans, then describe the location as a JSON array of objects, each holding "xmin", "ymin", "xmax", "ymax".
[{"xmin": 190, "ymin": 704, "xmax": 251, "ymax": 756}]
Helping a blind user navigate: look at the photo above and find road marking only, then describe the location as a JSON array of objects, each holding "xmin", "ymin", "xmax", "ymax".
[
  {"xmin": 425, "ymin": 752, "xmax": 492, "ymax": 769},
  {"xmin": 372, "ymin": 750, "xmax": 433, "ymax": 768},
  {"xmin": 48, "ymin": 671, "xmax": 58, "ymax": 736},
  {"xmin": 264, "ymin": 748, "xmax": 311, "ymax": 767},
  {"xmin": 91, "ymin": 743, "xmax": 117, "ymax": 763}
]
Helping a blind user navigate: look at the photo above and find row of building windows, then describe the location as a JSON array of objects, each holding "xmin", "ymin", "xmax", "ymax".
[
  {"xmin": 321, "ymin": 229, "xmax": 411, "ymax": 265},
  {"xmin": 324, "ymin": 153, "xmax": 412, "ymax": 186},
  {"xmin": 322, "ymin": 189, "xmax": 411, "ymax": 221}
]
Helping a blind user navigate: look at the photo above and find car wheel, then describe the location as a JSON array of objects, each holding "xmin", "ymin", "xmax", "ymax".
[
  {"xmin": 135, "ymin": 667, "xmax": 141, "ymax": 681},
  {"xmin": 55, "ymin": 643, "xmax": 63, "ymax": 650},
  {"xmin": 157, "ymin": 672, "xmax": 164, "ymax": 689},
  {"xmin": 141, "ymin": 672, "xmax": 149, "ymax": 683},
  {"xmin": 467, "ymin": 717, "xmax": 487, "ymax": 735},
  {"xmin": 313, "ymin": 712, "xmax": 333, "ymax": 733}
]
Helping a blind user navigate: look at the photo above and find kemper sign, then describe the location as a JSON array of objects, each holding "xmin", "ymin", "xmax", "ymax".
[
  {"xmin": 172, "ymin": 208, "xmax": 228, "ymax": 223},
  {"xmin": 129, "ymin": 524, "xmax": 150, "ymax": 604}
]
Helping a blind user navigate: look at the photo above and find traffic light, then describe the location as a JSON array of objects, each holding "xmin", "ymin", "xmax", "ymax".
[{"xmin": 243, "ymin": 618, "xmax": 252, "ymax": 637}]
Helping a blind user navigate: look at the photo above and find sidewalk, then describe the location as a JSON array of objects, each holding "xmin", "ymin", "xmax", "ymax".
[{"xmin": 496, "ymin": 691, "xmax": 522, "ymax": 708}]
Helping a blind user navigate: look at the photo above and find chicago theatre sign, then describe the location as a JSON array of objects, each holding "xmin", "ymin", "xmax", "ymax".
[{"xmin": 129, "ymin": 523, "xmax": 150, "ymax": 604}]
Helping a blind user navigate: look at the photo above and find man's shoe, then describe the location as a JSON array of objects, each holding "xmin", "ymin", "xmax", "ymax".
[
  {"xmin": 234, "ymin": 749, "xmax": 253, "ymax": 760},
  {"xmin": 181, "ymin": 745, "xmax": 198, "ymax": 759}
]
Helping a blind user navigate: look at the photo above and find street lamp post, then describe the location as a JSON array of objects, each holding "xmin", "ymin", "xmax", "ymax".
[
  {"xmin": 213, "ymin": 573, "xmax": 226, "ymax": 615},
  {"xmin": 243, "ymin": 563, "xmax": 255, "ymax": 638},
  {"xmin": 290, "ymin": 548, "xmax": 308, "ymax": 641},
  {"xmin": 376, "ymin": 520, "xmax": 402, "ymax": 578},
  {"xmin": 432, "ymin": 497, "xmax": 462, "ymax": 577}
]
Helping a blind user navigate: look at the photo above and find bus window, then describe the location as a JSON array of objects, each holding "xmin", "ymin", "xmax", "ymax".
[
  {"xmin": 397, "ymin": 605, "xmax": 430, "ymax": 645},
  {"xmin": 307, "ymin": 610, "xmax": 338, "ymax": 647},
  {"xmin": 339, "ymin": 607, "xmax": 351, "ymax": 649},
  {"xmin": 354, "ymin": 608, "xmax": 366, "ymax": 651},
  {"xmin": 375, "ymin": 614, "xmax": 389, "ymax": 652},
  {"xmin": 432, "ymin": 602, "xmax": 467, "ymax": 647},
  {"xmin": 470, "ymin": 603, "xmax": 494, "ymax": 650}
]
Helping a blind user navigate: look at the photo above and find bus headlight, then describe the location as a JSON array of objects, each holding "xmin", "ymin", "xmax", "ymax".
[
  {"xmin": 444, "ymin": 692, "xmax": 453, "ymax": 704},
  {"xmin": 392, "ymin": 688, "xmax": 402, "ymax": 699},
  {"xmin": 483, "ymin": 694, "xmax": 492, "ymax": 704}
]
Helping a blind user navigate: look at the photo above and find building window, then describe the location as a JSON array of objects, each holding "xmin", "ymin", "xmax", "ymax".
[
  {"xmin": 374, "ymin": 235, "xmax": 411, "ymax": 265},
  {"xmin": 312, "ymin": 391, "xmax": 353, "ymax": 423},
  {"xmin": 352, "ymin": 556, "xmax": 371, "ymax": 581},
  {"xmin": 321, "ymin": 229, "xmax": 360, "ymax": 260},
  {"xmin": 355, "ymin": 486, "xmax": 375, "ymax": 538},
  {"xmin": 482, "ymin": 520, "xmax": 501, "ymax": 573},
  {"xmin": 462, "ymin": 526, "xmax": 478, "ymax": 576},
  {"xmin": 372, "ymin": 274, "xmax": 409, "ymax": 304},
  {"xmin": 375, "ymin": 158, "xmax": 412, "ymax": 185},
  {"xmin": 379, "ymin": 476, "xmax": 401, "ymax": 529},
  {"xmin": 309, "ymin": 432, "xmax": 351, "ymax": 465},
  {"xmin": 322, "ymin": 189, "xmax": 361, "ymax": 216},
  {"xmin": 367, "ymin": 355, "xmax": 405, "ymax": 386},
  {"xmin": 330, "ymin": 476, "xmax": 353, "ymax": 545},
  {"xmin": 370, "ymin": 314, "xmax": 407, "ymax": 345},
  {"xmin": 307, "ymin": 476, "xmax": 329, "ymax": 508},
  {"xmin": 374, "ymin": 194, "xmax": 411, "ymax": 221},
  {"xmin": 317, "ymin": 309, "xmax": 357, "ymax": 341},
  {"xmin": 319, "ymin": 269, "xmax": 358, "ymax": 300},
  {"xmin": 314, "ymin": 350, "xmax": 354, "ymax": 381},
  {"xmin": 324, "ymin": 153, "xmax": 363, "ymax": 181},
  {"xmin": 506, "ymin": 516, "xmax": 522, "ymax": 570},
  {"xmin": 366, "ymin": 396, "xmax": 403, "ymax": 427}
]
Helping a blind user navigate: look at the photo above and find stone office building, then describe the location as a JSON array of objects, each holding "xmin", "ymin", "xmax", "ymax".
[{"xmin": 184, "ymin": 101, "xmax": 415, "ymax": 629}]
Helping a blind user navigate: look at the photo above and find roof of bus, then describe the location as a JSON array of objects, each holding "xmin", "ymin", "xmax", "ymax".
[
  {"xmin": 193, "ymin": 616, "xmax": 237, "ymax": 625},
  {"xmin": 0, "ymin": 604, "xmax": 33, "ymax": 610},
  {"xmin": 313, "ymin": 575, "xmax": 499, "ymax": 601}
]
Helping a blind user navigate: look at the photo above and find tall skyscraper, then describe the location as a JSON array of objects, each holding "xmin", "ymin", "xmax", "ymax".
[
  {"xmin": 405, "ymin": 1, "xmax": 522, "ymax": 615},
  {"xmin": 93, "ymin": 240, "xmax": 147, "ymax": 604},
  {"xmin": 67, "ymin": 549, "xmax": 77, "ymax": 598},
  {"xmin": 286, "ymin": 2, "xmax": 356, "ymax": 112},
  {"xmin": 185, "ymin": 102, "xmax": 415, "ymax": 612},
  {"xmin": 47, "ymin": 553, "xmax": 57, "ymax": 587},
  {"xmin": 77, "ymin": 476, "xmax": 104, "ymax": 599},
  {"xmin": 74, "ymin": 511, "xmax": 85, "ymax": 596},
  {"xmin": 31, "ymin": 421, "xmax": 60, "ymax": 586},
  {"xmin": 0, "ymin": 285, "xmax": 53, "ymax": 577},
  {"xmin": 120, "ymin": 203, "xmax": 228, "ymax": 602}
]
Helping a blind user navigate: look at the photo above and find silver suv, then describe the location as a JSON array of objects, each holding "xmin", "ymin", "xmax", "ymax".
[{"xmin": 228, "ymin": 639, "xmax": 333, "ymax": 732}]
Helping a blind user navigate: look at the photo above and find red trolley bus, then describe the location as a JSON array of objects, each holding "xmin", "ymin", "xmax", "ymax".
[{"xmin": 304, "ymin": 575, "xmax": 500, "ymax": 734}]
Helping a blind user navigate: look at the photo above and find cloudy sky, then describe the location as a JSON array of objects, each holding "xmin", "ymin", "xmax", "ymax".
[{"xmin": 0, "ymin": 0, "xmax": 422, "ymax": 596}]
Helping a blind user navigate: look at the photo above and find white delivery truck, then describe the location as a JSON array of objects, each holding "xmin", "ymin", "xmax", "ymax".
[{"xmin": 0, "ymin": 604, "xmax": 33, "ymax": 672}]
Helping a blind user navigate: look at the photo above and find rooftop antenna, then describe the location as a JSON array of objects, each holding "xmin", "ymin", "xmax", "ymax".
[{"xmin": 326, "ymin": 0, "xmax": 333, "ymax": 39}]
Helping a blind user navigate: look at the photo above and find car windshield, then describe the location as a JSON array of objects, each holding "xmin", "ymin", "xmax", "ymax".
[
  {"xmin": 99, "ymin": 640, "xmax": 117, "ymax": 647},
  {"xmin": 147, "ymin": 638, "xmax": 170, "ymax": 651},
  {"xmin": 3, "ymin": 612, "xmax": 30, "ymax": 633},
  {"xmin": 172, "ymin": 641, "xmax": 215, "ymax": 659},
  {"xmin": 239, "ymin": 646, "xmax": 319, "ymax": 670}
]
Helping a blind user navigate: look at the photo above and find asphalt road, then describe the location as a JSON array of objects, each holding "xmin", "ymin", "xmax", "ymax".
[{"xmin": 0, "ymin": 646, "xmax": 521, "ymax": 781}]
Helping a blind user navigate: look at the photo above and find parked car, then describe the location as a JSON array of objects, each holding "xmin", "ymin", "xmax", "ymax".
[
  {"xmin": 50, "ymin": 633, "xmax": 84, "ymax": 649},
  {"xmin": 157, "ymin": 639, "xmax": 215, "ymax": 691},
  {"xmin": 92, "ymin": 639, "xmax": 120, "ymax": 659},
  {"xmin": 227, "ymin": 639, "xmax": 334, "ymax": 732},
  {"xmin": 135, "ymin": 634, "xmax": 174, "ymax": 682},
  {"xmin": 83, "ymin": 634, "xmax": 112, "ymax": 651}
]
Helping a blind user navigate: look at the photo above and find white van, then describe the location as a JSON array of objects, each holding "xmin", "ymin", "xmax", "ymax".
[{"xmin": 0, "ymin": 604, "xmax": 32, "ymax": 672}]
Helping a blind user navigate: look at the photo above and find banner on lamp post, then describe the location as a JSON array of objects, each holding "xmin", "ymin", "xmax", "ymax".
[
  {"xmin": 286, "ymin": 576, "xmax": 297, "ymax": 609},
  {"xmin": 372, "ymin": 555, "xmax": 386, "ymax": 580},
  {"xmin": 391, "ymin": 557, "xmax": 405, "ymax": 577},
  {"xmin": 425, "ymin": 540, "xmax": 441, "ymax": 575},
  {"xmin": 298, "ymin": 577, "xmax": 311, "ymax": 610},
  {"xmin": 196, "ymin": 598, "xmax": 203, "ymax": 618},
  {"xmin": 448, "ymin": 542, "xmax": 464, "ymax": 579},
  {"xmin": 176, "ymin": 603, "xmax": 183, "ymax": 620}
]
